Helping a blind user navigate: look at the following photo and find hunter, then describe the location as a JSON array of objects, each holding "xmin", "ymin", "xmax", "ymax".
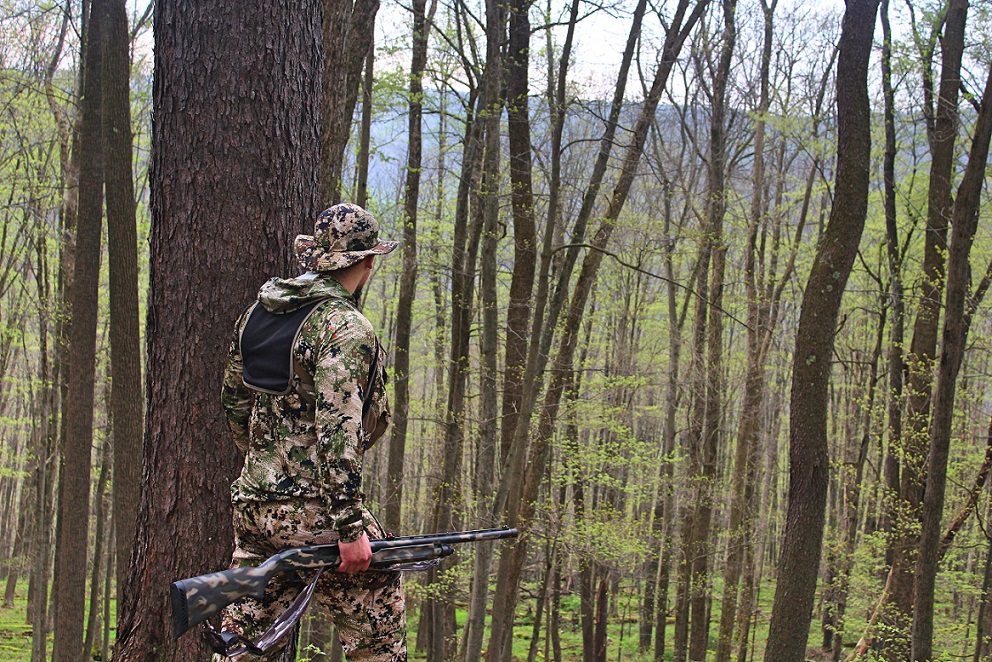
[{"xmin": 217, "ymin": 203, "xmax": 406, "ymax": 660}]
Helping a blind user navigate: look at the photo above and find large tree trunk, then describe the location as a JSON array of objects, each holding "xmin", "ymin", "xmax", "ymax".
[
  {"xmin": 103, "ymin": 0, "xmax": 143, "ymax": 599},
  {"xmin": 320, "ymin": 0, "xmax": 379, "ymax": 201},
  {"xmin": 52, "ymin": 0, "xmax": 106, "ymax": 656},
  {"xmin": 911, "ymin": 60, "xmax": 992, "ymax": 662},
  {"xmin": 762, "ymin": 1, "xmax": 879, "ymax": 659},
  {"xmin": 114, "ymin": 1, "xmax": 321, "ymax": 657}
]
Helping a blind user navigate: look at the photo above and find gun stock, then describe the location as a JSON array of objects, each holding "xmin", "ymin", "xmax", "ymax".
[{"xmin": 171, "ymin": 561, "xmax": 280, "ymax": 639}]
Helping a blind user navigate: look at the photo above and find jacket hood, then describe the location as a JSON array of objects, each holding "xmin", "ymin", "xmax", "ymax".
[{"xmin": 257, "ymin": 273, "xmax": 354, "ymax": 313}]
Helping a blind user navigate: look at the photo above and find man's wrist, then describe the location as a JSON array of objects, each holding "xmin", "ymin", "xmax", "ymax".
[{"xmin": 336, "ymin": 511, "xmax": 365, "ymax": 543}]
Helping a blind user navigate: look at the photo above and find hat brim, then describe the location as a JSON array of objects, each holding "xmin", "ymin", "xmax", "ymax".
[{"xmin": 295, "ymin": 235, "xmax": 399, "ymax": 272}]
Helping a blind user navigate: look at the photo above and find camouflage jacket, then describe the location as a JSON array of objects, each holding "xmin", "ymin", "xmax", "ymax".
[{"xmin": 221, "ymin": 274, "xmax": 390, "ymax": 543}]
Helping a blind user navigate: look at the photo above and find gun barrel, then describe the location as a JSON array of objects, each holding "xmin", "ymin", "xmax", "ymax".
[{"xmin": 370, "ymin": 527, "xmax": 518, "ymax": 551}]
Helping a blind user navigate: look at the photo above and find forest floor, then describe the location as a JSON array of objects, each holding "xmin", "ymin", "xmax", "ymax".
[{"xmin": 0, "ymin": 575, "xmax": 922, "ymax": 661}]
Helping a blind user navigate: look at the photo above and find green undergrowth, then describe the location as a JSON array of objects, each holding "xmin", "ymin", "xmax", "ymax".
[
  {"xmin": 0, "ymin": 581, "xmax": 117, "ymax": 661},
  {"xmin": 0, "ymin": 574, "xmax": 966, "ymax": 661},
  {"xmin": 0, "ymin": 590, "xmax": 32, "ymax": 661}
]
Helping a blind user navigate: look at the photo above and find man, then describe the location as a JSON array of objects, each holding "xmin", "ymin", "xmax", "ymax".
[{"xmin": 217, "ymin": 203, "xmax": 405, "ymax": 660}]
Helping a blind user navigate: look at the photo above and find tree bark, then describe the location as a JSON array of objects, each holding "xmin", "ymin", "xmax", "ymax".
[
  {"xmin": 888, "ymin": 2, "xmax": 968, "ymax": 647},
  {"xmin": 498, "ymin": 0, "xmax": 538, "ymax": 468},
  {"xmin": 355, "ymin": 47, "xmax": 374, "ymax": 207},
  {"xmin": 52, "ymin": 0, "xmax": 106, "ymax": 655},
  {"xmin": 385, "ymin": 0, "xmax": 435, "ymax": 535},
  {"xmin": 763, "ymin": 1, "xmax": 879, "ymax": 659},
  {"xmin": 463, "ymin": 0, "xmax": 504, "ymax": 651},
  {"xmin": 320, "ymin": 0, "xmax": 380, "ymax": 201},
  {"xmin": 103, "ymin": 0, "xmax": 143, "ymax": 600},
  {"xmin": 83, "ymin": 428, "xmax": 112, "ymax": 659},
  {"xmin": 911, "ymin": 59, "xmax": 992, "ymax": 662},
  {"xmin": 879, "ymin": 0, "xmax": 903, "ymax": 570},
  {"xmin": 114, "ymin": 1, "xmax": 322, "ymax": 657},
  {"xmin": 688, "ymin": 3, "xmax": 736, "ymax": 659},
  {"xmin": 974, "ymin": 494, "xmax": 992, "ymax": 662}
]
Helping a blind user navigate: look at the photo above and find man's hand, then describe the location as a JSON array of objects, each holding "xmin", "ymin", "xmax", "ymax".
[{"xmin": 337, "ymin": 533, "xmax": 372, "ymax": 573}]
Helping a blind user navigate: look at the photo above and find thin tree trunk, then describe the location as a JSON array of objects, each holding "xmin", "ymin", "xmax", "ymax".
[
  {"xmin": 527, "ymin": 543, "xmax": 555, "ymax": 662},
  {"xmin": 29, "ymin": 265, "xmax": 57, "ymax": 662},
  {"xmin": 103, "ymin": 0, "xmax": 143, "ymax": 601},
  {"xmin": 385, "ymin": 0, "xmax": 436, "ymax": 534},
  {"xmin": 974, "ymin": 493, "xmax": 992, "ymax": 662},
  {"xmin": 689, "ymin": 4, "xmax": 736, "ymax": 659},
  {"xmin": 487, "ymin": 7, "xmax": 705, "ymax": 661},
  {"xmin": 83, "ymin": 428, "xmax": 112, "ymax": 658},
  {"xmin": 422, "ymin": 28, "xmax": 491, "ymax": 654},
  {"xmin": 462, "ymin": 3, "xmax": 503, "ymax": 649},
  {"xmin": 2, "ymin": 468, "xmax": 31, "ymax": 608},
  {"xmin": 498, "ymin": 0, "xmax": 538, "ymax": 468},
  {"xmin": 593, "ymin": 567, "xmax": 609, "ymax": 661},
  {"xmin": 879, "ymin": 0, "xmax": 903, "ymax": 572},
  {"xmin": 52, "ymin": 0, "xmax": 106, "ymax": 655},
  {"xmin": 355, "ymin": 46, "xmax": 374, "ymax": 207},
  {"xmin": 887, "ymin": 3, "xmax": 968, "ymax": 649},
  {"xmin": 101, "ymin": 518, "xmax": 113, "ymax": 662},
  {"xmin": 491, "ymin": 0, "xmax": 645, "ymax": 529},
  {"xmin": 320, "ymin": 0, "xmax": 379, "ymax": 200},
  {"xmin": 714, "ymin": 5, "xmax": 774, "ymax": 659},
  {"xmin": 911, "ymin": 60, "xmax": 992, "ymax": 662},
  {"xmin": 831, "ymin": 310, "xmax": 886, "ymax": 661}
]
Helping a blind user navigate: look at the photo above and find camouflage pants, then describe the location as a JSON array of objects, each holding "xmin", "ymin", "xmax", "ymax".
[{"xmin": 214, "ymin": 499, "xmax": 407, "ymax": 661}]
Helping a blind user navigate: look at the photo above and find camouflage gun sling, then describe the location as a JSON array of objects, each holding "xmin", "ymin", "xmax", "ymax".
[{"xmin": 170, "ymin": 526, "xmax": 518, "ymax": 656}]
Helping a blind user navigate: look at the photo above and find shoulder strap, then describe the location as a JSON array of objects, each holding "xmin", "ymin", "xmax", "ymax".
[{"xmin": 362, "ymin": 339, "xmax": 380, "ymax": 417}]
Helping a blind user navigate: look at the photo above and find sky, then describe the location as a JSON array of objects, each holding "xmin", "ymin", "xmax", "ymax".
[
  {"xmin": 374, "ymin": 0, "xmax": 848, "ymax": 99},
  {"xmin": 121, "ymin": 0, "xmax": 852, "ymax": 98}
]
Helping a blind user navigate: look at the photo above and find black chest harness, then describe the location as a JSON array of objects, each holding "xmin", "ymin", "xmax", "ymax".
[
  {"xmin": 239, "ymin": 297, "xmax": 379, "ymax": 415},
  {"xmin": 239, "ymin": 298, "xmax": 331, "ymax": 395}
]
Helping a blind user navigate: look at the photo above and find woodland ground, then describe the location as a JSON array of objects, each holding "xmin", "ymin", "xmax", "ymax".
[{"xmin": 0, "ymin": 575, "xmax": 899, "ymax": 662}]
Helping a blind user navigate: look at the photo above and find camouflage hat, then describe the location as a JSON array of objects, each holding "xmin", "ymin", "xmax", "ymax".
[{"xmin": 294, "ymin": 203, "xmax": 398, "ymax": 272}]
